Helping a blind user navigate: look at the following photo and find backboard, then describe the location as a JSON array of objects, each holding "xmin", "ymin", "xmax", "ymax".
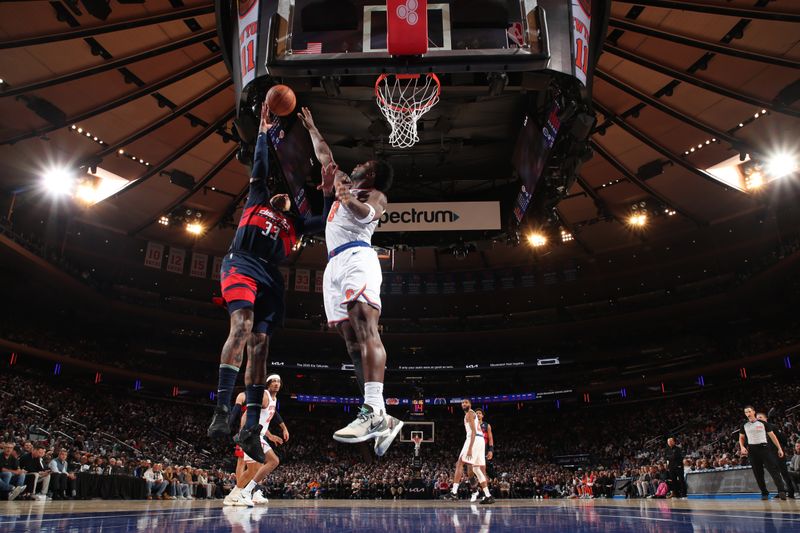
[
  {"xmin": 263, "ymin": 0, "xmax": 561, "ymax": 76},
  {"xmin": 399, "ymin": 421, "xmax": 435, "ymax": 442}
]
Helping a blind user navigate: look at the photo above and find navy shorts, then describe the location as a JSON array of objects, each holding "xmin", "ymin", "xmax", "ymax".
[{"xmin": 220, "ymin": 253, "xmax": 285, "ymax": 335}]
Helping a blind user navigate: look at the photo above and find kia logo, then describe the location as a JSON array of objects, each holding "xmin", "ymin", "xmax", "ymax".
[{"xmin": 396, "ymin": 0, "xmax": 419, "ymax": 26}]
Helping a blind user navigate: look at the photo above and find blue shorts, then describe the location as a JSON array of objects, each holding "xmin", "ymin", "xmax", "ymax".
[{"xmin": 220, "ymin": 253, "xmax": 285, "ymax": 335}]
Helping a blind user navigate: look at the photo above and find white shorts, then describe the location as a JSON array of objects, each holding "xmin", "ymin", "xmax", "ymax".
[
  {"xmin": 323, "ymin": 247, "xmax": 382, "ymax": 326},
  {"xmin": 459, "ymin": 435, "xmax": 486, "ymax": 466},
  {"xmin": 243, "ymin": 435, "xmax": 272, "ymax": 463}
]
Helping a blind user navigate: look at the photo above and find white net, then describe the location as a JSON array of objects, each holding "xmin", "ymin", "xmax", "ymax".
[{"xmin": 375, "ymin": 74, "xmax": 440, "ymax": 148}]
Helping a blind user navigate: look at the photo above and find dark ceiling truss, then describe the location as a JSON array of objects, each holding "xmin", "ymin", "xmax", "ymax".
[
  {"xmin": 589, "ymin": 139, "xmax": 704, "ymax": 226},
  {"xmin": 554, "ymin": 207, "xmax": 593, "ymax": 255},
  {"xmin": 612, "ymin": 0, "xmax": 800, "ymax": 23},
  {"xmin": 603, "ymin": 43, "xmax": 800, "ymax": 120},
  {"xmin": 594, "ymin": 70, "xmax": 750, "ymax": 154},
  {"xmin": 108, "ymin": 108, "xmax": 235, "ymax": 202},
  {"xmin": 593, "ymin": 102, "xmax": 749, "ymax": 196},
  {"xmin": 130, "ymin": 147, "xmax": 238, "ymax": 236},
  {"xmin": 574, "ymin": 175, "xmax": 631, "ymax": 231},
  {"xmin": 0, "ymin": 29, "xmax": 217, "ymax": 99},
  {"xmin": 0, "ymin": 54, "xmax": 222, "ymax": 145},
  {"xmin": 83, "ymin": 79, "xmax": 232, "ymax": 166},
  {"xmin": 0, "ymin": 3, "xmax": 215, "ymax": 50},
  {"xmin": 208, "ymin": 182, "xmax": 250, "ymax": 230},
  {"xmin": 607, "ymin": 18, "xmax": 800, "ymax": 71}
]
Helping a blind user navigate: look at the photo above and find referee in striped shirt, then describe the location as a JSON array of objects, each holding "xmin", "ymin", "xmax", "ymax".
[{"xmin": 739, "ymin": 405, "xmax": 788, "ymax": 500}]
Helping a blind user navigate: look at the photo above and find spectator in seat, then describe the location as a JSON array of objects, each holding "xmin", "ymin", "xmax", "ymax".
[
  {"xmin": 48, "ymin": 449, "xmax": 75, "ymax": 500},
  {"xmin": 143, "ymin": 463, "xmax": 169, "ymax": 500},
  {"xmin": 20, "ymin": 444, "xmax": 50, "ymax": 500},
  {"xmin": 0, "ymin": 442, "xmax": 26, "ymax": 501},
  {"xmin": 179, "ymin": 466, "xmax": 195, "ymax": 500},
  {"xmin": 789, "ymin": 442, "xmax": 800, "ymax": 490},
  {"xmin": 499, "ymin": 476, "xmax": 511, "ymax": 498}
]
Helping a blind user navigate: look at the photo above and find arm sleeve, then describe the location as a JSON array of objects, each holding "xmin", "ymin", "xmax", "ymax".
[
  {"xmin": 247, "ymin": 133, "xmax": 271, "ymax": 207},
  {"xmin": 295, "ymin": 194, "xmax": 334, "ymax": 236},
  {"xmin": 272, "ymin": 411, "xmax": 284, "ymax": 427}
]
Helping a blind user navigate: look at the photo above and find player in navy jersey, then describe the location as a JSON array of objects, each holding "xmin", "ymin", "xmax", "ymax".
[{"xmin": 207, "ymin": 101, "xmax": 335, "ymax": 463}]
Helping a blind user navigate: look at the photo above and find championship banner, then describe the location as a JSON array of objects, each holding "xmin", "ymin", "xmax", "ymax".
[
  {"xmin": 500, "ymin": 269, "xmax": 515, "ymax": 290},
  {"xmin": 166, "ymin": 248, "xmax": 185, "ymax": 274},
  {"xmin": 441, "ymin": 273, "xmax": 456, "ymax": 294},
  {"xmin": 481, "ymin": 271, "xmax": 496, "ymax": 292},
  {"xmin": 572, "ymin": 0, "xmax": 591, "ymax": 86},
  {"xmin": 408, "ymin": 274, "xmax": 421, "ymax": 295},
  {"xmin": 190, "ymin": 252, "xmax": 208, "ymax": 278},
  {"xmin": 462, "ymin": 272, "xmax": 476, "ymax": 293},
  {"xmin": 520, "ymin": 266, "xmax": 536, "ymax": 288},
  {"xmin": 294, "ymin": 269, "xmax": 310, "ymax": 292},
  {"xmin": 424, "ymin": 274, "xmax": 438, "ymax": 294},
  {"xmin": 314, "ymin": 270, "xmax": 324, "ymax": 293},
  {"xmin": 377, "ymin": 202, "xmax": 501, "ymax": 232},
  {"xmin": 238, "ymin": 0, "xmax": 260, "ymax": 88},
  {"xmin": 390, "ymin": 274, "xmax": 404, "ymax": 295},
  {"xmin": 144, "ymin": 242, "xmax": 164, "ymax": 269},
  {"xmin": 211, "ymin": 256, "xmax": 223, "ymax": 281}
]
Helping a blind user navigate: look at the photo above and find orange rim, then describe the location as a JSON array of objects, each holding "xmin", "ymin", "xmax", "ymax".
[{"xmin": 375, "ymin": 73, "xmax": 441, "ymax": 113}]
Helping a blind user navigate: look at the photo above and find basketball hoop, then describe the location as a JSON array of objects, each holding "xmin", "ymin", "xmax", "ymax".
[{"xmin": 375, "ymin": 73, "xmax": 441, "ymax": 148}]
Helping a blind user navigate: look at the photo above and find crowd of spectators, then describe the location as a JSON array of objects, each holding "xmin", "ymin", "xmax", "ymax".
[{"xmin": 2, "ymin": 366, "xmax": 797, "ymax": 502}]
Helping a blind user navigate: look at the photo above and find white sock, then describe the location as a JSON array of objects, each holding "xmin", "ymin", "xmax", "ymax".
[
  {"xmin": 363, "ymin": 382, "xmax": 385, "ymax": 415},
  {"xmin": 451, "ymin": 482, "xmax": 459, "ymax": 494},
  {"xmin": 243, "ymin": 480, "xmax": 257, "ymax": 496},
  {"xmin": 483, "ymin": 487, "xmax": 491, "ymax": 497}
]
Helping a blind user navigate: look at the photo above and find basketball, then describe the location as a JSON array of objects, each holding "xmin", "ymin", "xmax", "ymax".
[{"xmin": 266, "ymin": 84, "xmax": 296, "ymax": 117}]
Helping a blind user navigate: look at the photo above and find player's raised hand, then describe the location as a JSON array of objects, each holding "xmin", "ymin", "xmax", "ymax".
[
  {"xmin": 259, "ymin": 100, "xmax": 273, "ymax": 133},
  {"xmin": 320, "ymin": 162, "xmax": 338, "ymax": 194},
  {"xmin": 296, "ymin": 106, "xmax": 316, "ymax": 130},
  {"xmin": 335, "ymin": 180, "xmax": 352, "ymax": 204}
]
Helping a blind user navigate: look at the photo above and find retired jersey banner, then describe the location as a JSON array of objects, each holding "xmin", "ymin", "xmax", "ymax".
[
  {"xmin": 238, "ymin": 0, "xmax": 260, "ymax": 88},
  {"xmin": 294, "ymin": 269, "xmax": 310, "ymax": 292},
  {"xmin": 315, "ymin": 270, "xmax": 324, "ymax": 293},
  {"xmin": 190, "ymin": 252, "xmax": 208, "ymax": 278},
  {"xmin": 572, "ymin": 0, "xmax": 591, "ymax": 86},
  {"xmin": 166, "ymin": 248, "xmax": 185, "ymax": 274},
  {"xmin": 144, "ymin": 242, "xmax": 164, "ymax": 269},
  {"xmin": 376, "ymin": 202, "xmax": 501, "ymax": 232},
  {"xmin": 279, "ymin": 267, "xmax": 290, "ymax": 290},
  {"xmin": 211, "ymin": 256, "xmax": 223, "ymax": 281}
]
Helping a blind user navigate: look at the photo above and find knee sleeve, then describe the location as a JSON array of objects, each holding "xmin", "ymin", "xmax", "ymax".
[{"xmin": 474, "ymin": 468, "xmax": 486, "ymax": 484}]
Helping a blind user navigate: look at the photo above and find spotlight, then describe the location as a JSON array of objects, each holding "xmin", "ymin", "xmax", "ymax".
[
  {"xmin": 527, "ymin": 232, "xmax": 547, "ymax": 247},
  {"xmin": 186, "ymin": 222, "xmax": 204, "ymax": 235},
  {"xmin": 628, "ymin": 213, "xmax": 647, "ymax": 227},
  {"xmin": 41, "ymin": 167, "xmax": 75, "ymax": 196},
  {"xmin": 158, "ymin": 216, "xmax": 170, "ymax": 226},
  {"xmin": 765, "ymin": 152, "xmax": 798, "ymax": 179},
  {"xmin": 77, "ymin": 127, "xmax": 83, "ymax": 133},
  {"xmin": 560, "ymin": 228, "xmax": 573, "ymax": 243},
  {"xmin": 75, "ymin": 183, "xmax": 98, "ymax": 204},
  {"xmin": 745, "ymin": 171, "xmax": 764, "ymax": 191}
]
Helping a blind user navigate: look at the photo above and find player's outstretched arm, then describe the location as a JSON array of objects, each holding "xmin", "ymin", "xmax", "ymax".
[
  {"xmin": 295, "ymin": 162, "xmax": 337, "ymax": 236},
  {"xmin": 297, "ymin": 106, "xmax": 336, "ymax": 167}
]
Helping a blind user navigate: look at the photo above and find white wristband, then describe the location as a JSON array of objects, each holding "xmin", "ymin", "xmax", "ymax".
[{"xmin": 356, "ymin": 204, "xmax": 376, "ymax": 224}]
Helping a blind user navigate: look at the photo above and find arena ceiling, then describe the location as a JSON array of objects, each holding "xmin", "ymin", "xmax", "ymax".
[{"xmin": 0, "ymin": 0, "xmax": 798, "ymax": 270}]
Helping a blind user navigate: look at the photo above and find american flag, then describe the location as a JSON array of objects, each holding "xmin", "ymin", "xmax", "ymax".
[{"xmin": 292, "ymin": 42, "xmax": 322, "ymax": 55}]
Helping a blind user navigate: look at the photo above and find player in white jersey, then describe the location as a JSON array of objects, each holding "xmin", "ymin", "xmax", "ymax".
[
  {"xmin": 442, "ymin": 398, "xmax": 494, "ymax": 504},
  {"xmin": 298, "ymin": 107, "xmax": 403, "ymax": 455},
  {"xmin": 224, "ymin": 375, "xmax": 287, "ymax": 506}
]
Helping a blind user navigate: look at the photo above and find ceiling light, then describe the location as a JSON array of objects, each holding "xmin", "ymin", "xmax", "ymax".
[
  {"xmin": 158, "ymin": 216, "xmax": 170, "ymax": 226},
  {"xmin": 118, "ymin": 149, "xmax": 124, "ymax": 154},
  {"xmin": 765, "ymin": 152, "xmax": 798, "ymax": 179},
  {"xmin": 628, "ymin": 213, "xmax": 647, "ymax": 227},
  {"xmin": 77, "ymin": 127, "xmax": 83, "ymax": 133},
  {"xmin": 41, "ymin": 167, "xmax": 75, "ymax": 196},
  {"xmin": 93, "ymin": 137, "xmax": 98, "ymax": 141},
  {"xmin": 745, "ymin": 171, "xmax": 764, "ymax": 191},
  {"xmin": 186, "ymin": 222, "xmax": 204, "ymax": 235},
  {"xmin": 75, "ymin": 183, "xmax": 98, "ymax": 204},
  {"xmin": 527, "ymin": 232, "xmax": 547, "ymax": 247},
  {"xmin": 71, "ymin": 125, "xmax": 77, "ymax": 130},
  {"xmin": 754, "ymin": 112, "xmax": 759, "ymax": 118},
  {"xmin": 761, "ymin": 109, "xmax": 766, "ymax": 114},
  {"xmin": 560, "ymin": 229, "xmax": 573, "ymax": 243}
]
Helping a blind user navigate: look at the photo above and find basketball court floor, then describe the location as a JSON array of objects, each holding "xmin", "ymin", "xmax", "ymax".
[{"xmin": 1, "ymin": 499, "xmax": 798, "ymax": 532}]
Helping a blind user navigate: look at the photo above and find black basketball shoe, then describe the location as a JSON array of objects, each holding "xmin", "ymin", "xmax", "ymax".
[
  {"xmin": 441, "ymin": 492, "xmax": 460, "ymax": 501},
  {"xmin": 207, "ymin": 405, "xmax": 230, "ymax": 439},
  {"xmin": 480, "ymin": 495, "xmax": 495, "ymax": 505},
  {"xmin": 235, "ymin": 424, "xmax": 265, "ymax": 463}
]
